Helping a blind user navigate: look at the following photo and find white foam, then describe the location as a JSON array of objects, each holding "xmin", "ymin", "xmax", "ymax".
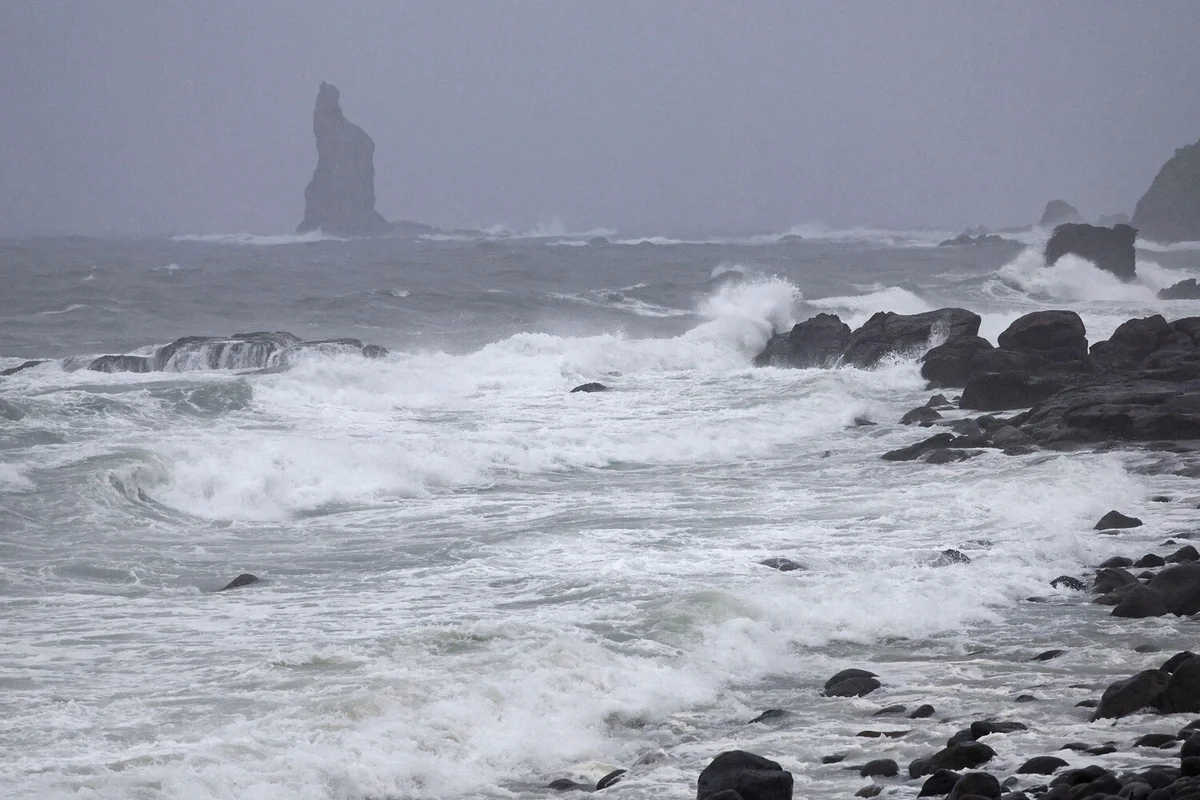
[
  {"xmin": 172, "ymin": 231, "xmax": 346, "ymax": 246},
  {"xmin": 0, "ymin": 463, "xmax": 34, "ymax": 492},
  {"xmin": 808, "ymin": 286, "xmax": 933, "ymax": 328}
]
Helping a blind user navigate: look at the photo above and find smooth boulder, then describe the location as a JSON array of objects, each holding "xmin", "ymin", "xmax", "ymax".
[
  {"xmin": 1094, "ymin": 669, "xmax": 1170, "ymax": 719},
  {"xmin": 996, "ymin": 311, "xmax": 1089, "ymax": 363},
  {"xmin": 1148, "ymin": 563, "xmax": 1200, "ymax": 615},
  {"xmin": 696, "ymin": 750, "xmax": 793, "ymax": 800}
]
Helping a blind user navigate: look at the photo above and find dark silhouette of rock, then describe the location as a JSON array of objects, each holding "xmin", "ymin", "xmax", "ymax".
[
  {"xmin": 297, "ymin": 82, "xmax": 388, "ymax": 237},
  {"xmin": 218, "ymin": 573, "xmax": 260, "ymax": 591},
  {"xmin": 1094, "ymin": 669, "xmax": 1169, "ymax": 719},
  {"xmin": 696, "ymin": 750, "xmax": 793, "ymax": 800},
  {"xmin": 1098, "ymin": 556, "xmax": 1134, "ymax": 568},
  {"xmin": 87, "ymin": 355, "xmax": 151, "ymax": 373},
  {"xmin": 1159, "ymin": 279, "xmax": 1200, "ymax": 300},
  {"xmin": 759, "ymin": 557, "xmax": 804, "ymax": 572},
  {"xmin": 1136, "ymin": 553, "xmax": 1167, "ymax": 567},
  {"xmin": 1017, "ymin": 756, "xmax": 1068, "ymax": 775},
  {"xmin": 822, "ymin": 668, "xmax": 877, "ymax": 692},
  {"xmin": 910, "ymin": 742, "xmax": 996, "ymax": 778},
  {"xmin": 753, "ymin": 313, "xmax": 851, "ymax": 368},
  {"xmin": 748, "ymin": 709, "xmax": 786, "ymax": 724},
  {"xmin": 1092, "ymin": 567, "xmax": 1139, "ymax": 594},
  {"xmin": 1091, "ymin": 315, "xmax": 1178, "ymax": 371},
  {"xmin": 1044, "ymin": 223, "xmax": 1137, "ymax": 281},
  {"xmin": 596, "ymin": 769, "xmax": 626, "ymax": 790},
  {"xmin": 910, "ymin": 704, "xmax": 936, "ymax": 718},
  {"xmin": 860, "ymin": 759, "xmax": 899, "ymax": 778},
  {"xmin": 997, "ymin": 311, "xmax": 1089, "ymax": 363},
  {"xmin": 1015, "ymin": 376, "xmax": 1200, "ymax": 443},
  {"xmin": 1160, "ymin": 657, "xmax": 1200, "ymax": 714},
  {"xmin": 1148, "ymin": 563, "xmax": 1200, "ymax": 615},
  {"xmin": 1132, "ymin": 137, "xmax": 1200, "ymax": 243},
  {"xmin": 872, "ymin": 704, "xmax": 907, "ymax": 716},
  {"xmin": 1095, "ymin": 510, "xmax": 1143, "ymax": 530},
  {"xmin": 937, "ymin": 233, "xmax": 1019, "ymax": 247},
  {"xmin": 0, "ymin": 359, "xmax": 46, "ymax": 377},
  {"xmin": 1051, "ymin": 575, "xmax": 1086, "ymax": 591},
  {"xmin": 918, "ymin": 769, "xmax": 961, "ymax": 795},
  {"xmin": 881, "ymin": 433, "xmax": 955, "ymax": 462},
  {"xmin": 949, "ymin": 772, "xmax": 1001, "ymax": 800},
  {"xmin": 1030, "ymin": 649, "xmax": 1065, "ymax": 662},
  {"xmin": 547, "ymin": 778, "xmax": 588, "ymax": 791},
  {"xmin": 959, "ymin": 372, "xmax": 1064, "ymax": 412},
  {"xmin": 920, "ymin": 336, "xmax": 995, "ymax": 387},
  {"xmin": 1039, "ymin": 200, "xmax": 1085, "ymax": 227},
  {"xmin": 824, "ymin": 676, "xmax": 881, "ymax": 697},
  {"xmin": 842, "ymin": 309, "xmax": 981, "ymax": 368},
  {"xmin": 901, "ymin": 406, "xmax": 943, "ymax": 425},
  {"xmin": 570, "ymin": 382, "xmax": 608, "ymax": 393},
  {"xmin": 1111, "ymin": 585, "xmax": 1168, "ymax": 618}
]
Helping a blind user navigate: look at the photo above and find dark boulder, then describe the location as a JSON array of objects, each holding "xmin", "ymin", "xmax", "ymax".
[
  {"xmin": 824, "ymin": 676, "xmax": 881, "ymax": 697},
  {"xmin": 1148, "ymin": 563, "xmax": 1200, "ymax": 615},
  {"xmin": 881, "ymin": 433, "xmax": 955, "ymax": 462},
  {"xmin": 1017, "ymin": 756, "xmax": 1068, "ymax": 775},
  {"xmin": 949, "ymin": 772, "xmax": 1001, "ymax": 800},
  {"xmin": 696, "ymin": 750, "xmax": 793, "ymax": 800},
  {"xmin": 1044, "ymin": 223, "xmax": 1137, "ymax": 281},
  {"xmin": 596, "ymin": 769, "xmax": 626, "ymax": 790},
  {"xmin": 0, "ymin": 359, "xmax": 46, "ymax": 377},
  {"xmin": 923, "ymin": 449, "xmax": 980, "ymax": 464},
  {"xmin": 921, "ymin": 336, "xmax": 995, "ymax": 387},
  {"xmin": 361, "ymin": 344, "xmax": 389, "ymax": 359},
  {"xmin": 1098, "ymin": 556, "xmax": 1134, "ymax": 568},
  {"xmin": 748, "ymin": 709, "xmax": 786, "ymax": 724},
  {"xmin": 1184, "ymin": 734, "xmax": 1200, "ymax": 760},
  {"xmin": 1159, "ymin": 279, "xmax": 1200, "ymax": 300},
  {"xmin": 1092, "ymin": 568, "xmax": 1139, "ymax": 594},
  {"xmin": 1110, "ymin": 585, "xmax": 1168, "ymax": 618},
  {"xmin": 1094, "ymin": 669, "xmax": 1170, "ymax": 719},
  {"xmin": 1090, "ymin": 315, "xmax": 1174, "ymax": 371},
  {"xmin": 860, "ymin": 759, "xmax": 899, "ymax": 778},
  {"xmin": 297, "ymin": 82, "xmax": 389, "ymax": 237},
  {"xmin": 960, "ymin": 372, "xmax": 1064, "ymax": 411},
  {"xmin": 1133, "ymin": 733, "xmax": 1177, "ymax": 748},
  {"xmin": 1016, "ymin": 377, "xmax": 1200, "ymax": 443},
  {"xmin": 570, "ymin": 382, "xmax": 608, "ymax": 393},
  {"xmin": 88, "ymin": 354, "xmax": 151, "ymax": 373},
  {"xmin": 1095, "ymin": 510, "xmax": 1143, "ymax": 530},
  {"xmin": 911, "ymin": 743, "xmax": 996, "ymax": 778},
  {"xmin": 1166, "ymin": 545, "xmax": 1200, "ymax": 563},
  {"xmin": 823, "ymin": 668, "xmax": 876, "ymax": 690},
  {"xmin": 218, "ymin": 573, "xmax": 260, "ymax": 591},
  {"xmin": 873, "ymin": 704, "xmax": 907, "ymax": 716},
  {"xmin": 902, "ymin": 406, "xmax": 943, "ymax": 425},
  {"xmin": 1160, "ymin": 657, "xmax": 1200, "ymax": 714},
  {"xmin": 1136, "ymin": 553, "xmax": 1167, "ymax": 567},
  {"xmin": 910, "ymin": 704, "xmax": 936, "ymax": 718},
  {"xmin": 990, "ymin": 426, "xmax": 1032, "ymax": 448},
  {"xmin": 1040, "ymin": 200, "xmax": 1086, "ymax": 227},
  {"xmin": 997, "ymin": 311, "xmax": 1089, "ymax": 363},
  {"xmin": 842, "ymin": 309, "xmax": 981, "ymax": 369},
  {"xmin": 754, "ymin": 313, "xmax": 852, "ymax": 368},
  {"xmin": 759, "ymin": 557, "xmax": 804, "ymax": 572},
  {"xmin": 1030, "ymin": 649, "xmax": 1065, "ymax": 662},
  {"xmin": 1132, "ymin": 136, "xmax": 1200, "ymax": 243},
  {"xmin": 1051, "ymin": 575, "xmax": 1087, "ymax": 591},
  {"xmin": 547, "ymin": 778, "xmax": 588, "ymax": 791},
  {"xmin": 918, "ymin": 769, "xmax": 962, "ymax": 796}
]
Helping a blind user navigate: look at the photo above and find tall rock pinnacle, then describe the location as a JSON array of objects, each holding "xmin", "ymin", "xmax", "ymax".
[
  {"xmin": 297, "ymin": 82, "xmax": 388, "ymax": 236},
  {"xmin": 1132, "ymin": 137, "xmax": 1200, "ymax": 243}
]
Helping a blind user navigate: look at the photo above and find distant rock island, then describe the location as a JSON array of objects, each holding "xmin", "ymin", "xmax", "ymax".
[
  {"xmin": 1038, "ymin": 200, "xmax": 1085, "ymax": 228},
  {"xmin": 1133, "ymin": 137, "xmax": 1200, "ymax": 243}
]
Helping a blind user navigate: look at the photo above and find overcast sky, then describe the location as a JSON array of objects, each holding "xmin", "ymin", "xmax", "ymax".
[{"xmin": 2, "ymin": 1, "xmax": 1199, "ymax": 236}]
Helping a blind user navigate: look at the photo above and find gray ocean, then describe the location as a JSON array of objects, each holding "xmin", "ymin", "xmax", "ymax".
[{"xmin": 2, "ymin": 225, "xmax": 1200, "ymax": 799}]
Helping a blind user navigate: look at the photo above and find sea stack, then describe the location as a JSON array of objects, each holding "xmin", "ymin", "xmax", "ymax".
[
  {"xmin": 297, "ymin": 82, "xmax": 388, "ymax": 237},
  {"xmin": 1132, "ymin": 137, "xmax": 1200, "ymax": 243},
  {"xmin": 1039, "ymin": 200, "xmax": 1085, "ymax": 227}
]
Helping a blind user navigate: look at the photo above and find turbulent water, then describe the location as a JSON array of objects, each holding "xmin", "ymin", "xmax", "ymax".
[{"xmin": 2, "ymin": 227, "xmax": 1200, "ymax": 799}]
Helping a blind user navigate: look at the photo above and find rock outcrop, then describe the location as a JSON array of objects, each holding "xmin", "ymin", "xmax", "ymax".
[
  {"xmin": 1133, "ymin": 137, "xmax": 1200, "ymax": 243},
  {"xmin": 753, "ymin": 313, "xmax": 852, "ymax": 368},
  {"xmin": 297, "ymin": 82, "xmax": 388, "ymax": 237},
  {"xmin": 1044, "ymin": 223, "xmax": 1137, "ymax": 281},
  {"xmin": 1159, "ymin": 279, "xmax": 1200, "ymax": 300},
  {"xmin": 86, "ymin": 331, "xmax": 388, "ymax": 373},
  {"xmin": 1039, "ymin": 200, "xmax": 1085, "ymax": 227},
  {"xmin": 841, "ymin": 309, "xmax": 980, "ymax": 368}
]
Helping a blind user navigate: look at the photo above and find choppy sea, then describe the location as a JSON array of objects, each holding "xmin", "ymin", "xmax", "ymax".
[{"xmin": 2, "ymin": 225, "xmax": 1200, "ymax": 799}]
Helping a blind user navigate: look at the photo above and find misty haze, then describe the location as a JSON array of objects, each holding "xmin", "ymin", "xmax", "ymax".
[{"xmin": 4, "ymin": 3, "xmax": 1200, "ymax": 799}]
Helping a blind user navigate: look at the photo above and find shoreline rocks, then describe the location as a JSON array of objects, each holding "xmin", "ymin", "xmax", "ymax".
[
  {"xmin": 84, "ymin": 331, "xmax": 388, "ymax": 373},
  {"xmin": 1044, "ymin": 222, "xmax": 1137, "ymax": 281}
]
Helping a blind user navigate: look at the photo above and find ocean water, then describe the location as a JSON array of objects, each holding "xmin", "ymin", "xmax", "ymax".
[{"xmin": 2, "ymin": 227, "xmax": 1200, "ymax": 799}]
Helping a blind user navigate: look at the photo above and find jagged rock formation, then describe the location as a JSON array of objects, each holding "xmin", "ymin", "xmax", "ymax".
[
  {"xmin": 1159, "ymin": 279, "xmax": 1200, "ymax": 300},
  {"xmin": 86, "ymin": 331, "xmax": 388, "ymax": 373},
  {"xmin": 1133, "ymin": 138, "xmax": 1200, "ymax": 243},
  {"xmin": 1039, "ymin": 200, "xmax": 1085, "ymax": 227},
  {"xmin": 1044, "ymin": 223, "xmax": 1137, "ymax": 280},
  {"xmin": 297, "ymin": 82, "xmax": 388, "ymax": 237}
]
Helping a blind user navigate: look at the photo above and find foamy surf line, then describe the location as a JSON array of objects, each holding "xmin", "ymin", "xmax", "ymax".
[{"xmin": 172, "ymin": 231, "xmax": 347, "ymax": 245}]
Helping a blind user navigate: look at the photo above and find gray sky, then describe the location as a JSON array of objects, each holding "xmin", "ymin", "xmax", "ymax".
[{"xmin": 2, "ymin": 1, "xmax": 1199, "ymax": 236}]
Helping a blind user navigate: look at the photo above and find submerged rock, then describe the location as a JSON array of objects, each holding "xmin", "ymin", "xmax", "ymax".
[
  {"xmin": 1044, "ymin": 223, "xmax": 1137, "ymax": 281},
  {"xmin": 87, "ymin": 354, "xmax": 151, "ymax": 373},
  {"xmin": 297, "ymin": 82, "xmax": 388, "ymax": 237},
  {"xmin": 218, "ymin": 573, "xmax": 260, "ymax": 591},
  {"xmin": 1132, "ymin": 137, "xmax": 1200, "ymax": 243},
  {"xmin": 0, "ymin": 359, "xmax": 46, "ymax": 377},
  {"xmin": 570, "ymin": 382, "xmax": 608, "ymax": 393}
]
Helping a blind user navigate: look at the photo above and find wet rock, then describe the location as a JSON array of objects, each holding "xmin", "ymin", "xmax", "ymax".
[
  {"xmin": 860, "ymin": 759, "xmax": 899, "ymax": 778},
  {"xmin": 1095, "ymin": 510, "xmax": 1143, "ymax": 530},
  {"xmin": 1044, "ymin": 222, "xmax": 1137, "ymax": 281},
  {"xmin": 1135, "ymin": 644, "xmax": 1162, "ymax": 653},
  {"xmin": 1017, "ymin": 756, "xmax": 1068, "ymax": 775},
  {"xmin": 596, "ymin": 769, "xmax": 626, "ymax": 790},
  {"xmin": 1040, "ymin": 200, "xmax": 1086, "ymax": 227},
  {"xmin": 949, "ymin": 772, "xmax": 1001, "ymax": 800},
  {"xmin": 873, "ymin": 704, "xmax": 907, "ymax": 717},
  {"xmin": 918, "ymin": 769, "xmax": 962, "ymax": 796},
  {"xmin": 921, "ymin": 336, "xmax": 996, "ymax": 387},
  {"xmin": 824, "ymin": 675, "xmax": 881, "ymax": 697},
  {"xmin": 881, "ymin": 433, "xmax": 955, "ymax": 462},
  {"xmin": 990, "ymin": 426, "xmax": 1032, "ymax": 448},
  {"xmin": 759, "ymin": 557, "xmax": 804, "ymax": 572},
  {"xmin": 1136, "ymin": 554, "xmax": 1168, "ymax": 568},
  {"xmin": 1092, "ymin": 567, "xmax": 1140, "ymax": 594},
  {"xmin": 361, "ymin": 344, "xmax": 389, "ymax": 359},
  {"xmin": 1132, "ymin": 136, "xmax": 1200, "ymax": 243},
  {"xmin": 1183, "ymin": 734, "xmax": 1200, "ymax": 760},
  {"xmin": 88, "ymin": 354, "xmax": 151, "ymax": 373},
  {"xmin": 1090, "ymin": 315, "xmax": 1174, "ymax": 371},
  {"xmin": 970, "ymin": 721, "xmax": 1027, "ymax": 738},
  {"xmin": 1148, "ymin": 564, "xmax": 1200, "ymax": 615},
  {"xmin": 547, "ymin": 778, "xmax": 587, "ymax": 791},
  {"xmin": 997, "ymin": 311, "xmax": 1089, "ymax": 363},
  {"xmin": 1111, "ymin": 585, "xmax": 1169, "ymax": 618},
  {"xmin": 1160, "ymin": 279, "xmax": 1200, "ymax": 300},
  {"xmin": 1075, "ymin": 699, "xmax": 1098, "ymax": 708},
  {"xmin": 1031, "ymin": 649, "xmax": 1065, "ymax": 662},
  {"xmin": 911, "ymin": 742, "xmax": 996, "ymax": 778},
  {"xmin": 1160, "ymin": 657, "xmax": 1200, "ymax": 714},
  {"xmin": 934, "ymin": 549, "xmax": 972, "ymax": 566},
  {"xmin": 902, "ymin": 406, "xmax": 944, "ymax": 425},
  {"xmin": 854, "ymin": 787, "xmax": 881, "ymax": 798},
  {"xmin": 696, "ymin": 750, "xmax": 793, "ymax": 800},
  {"xmin": 856, "ymin": 730, "xmax": 908, "ymax": 739},
  {"xmin": 911, "ymin": 704, "xmax": 937, "ymax": 719},
  {"xmin": 822, "ymin": 754, "xmax": 846, "ymax": 764},
  {"xmin": 1100, "ymin": 556, "xmax": 1135, "ymax": 568},
  {"xmin": 924, "ymin": 449, "xmax": 981, "ymax": 464},
  {"xmin": 0, "ymin": 359, "xmax": 46, "ymax": 377},
  {"xmin": 842, "ymin": 308, "xmax": 982, "ymax": 369},
  {"xmin": 748, "ymin": 709, "xmax": 786, "ymax": 724},
  {"xmin": 1094, "ymin": 669, "xmax": 1170, "ymax": 719},
  {"xmin": 1014, "ymin": 695, "xmax": 1038, "ymax": 703},
  {"xmin": 1015, "ymin": 376, "xmax": 1200, "ymax": 443},
  {"xmin": 960, "ymin": 372, "xmax": 1064, "ymax": 412},
  {"xmin": 218, "ymin": 573, "xmax": 260, "ymax": 591},
  {"xmin": 1051, "ymin": 575, "xmax": 1087, "ymax": 591},
  {"xmin": 1133, "ymin": 733, "xmax": 1178, "ymax": 748},
  {"xmin": 754, "ymin": 313, "xmax": 852, "ymax": 369},
  {"xmin": 571, "ymin": 382, "xmax": 608, "ymax": 393},
  {"xmin": 1166, "ymin": 545, "xmax": 1200, "ymax": 563}
]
